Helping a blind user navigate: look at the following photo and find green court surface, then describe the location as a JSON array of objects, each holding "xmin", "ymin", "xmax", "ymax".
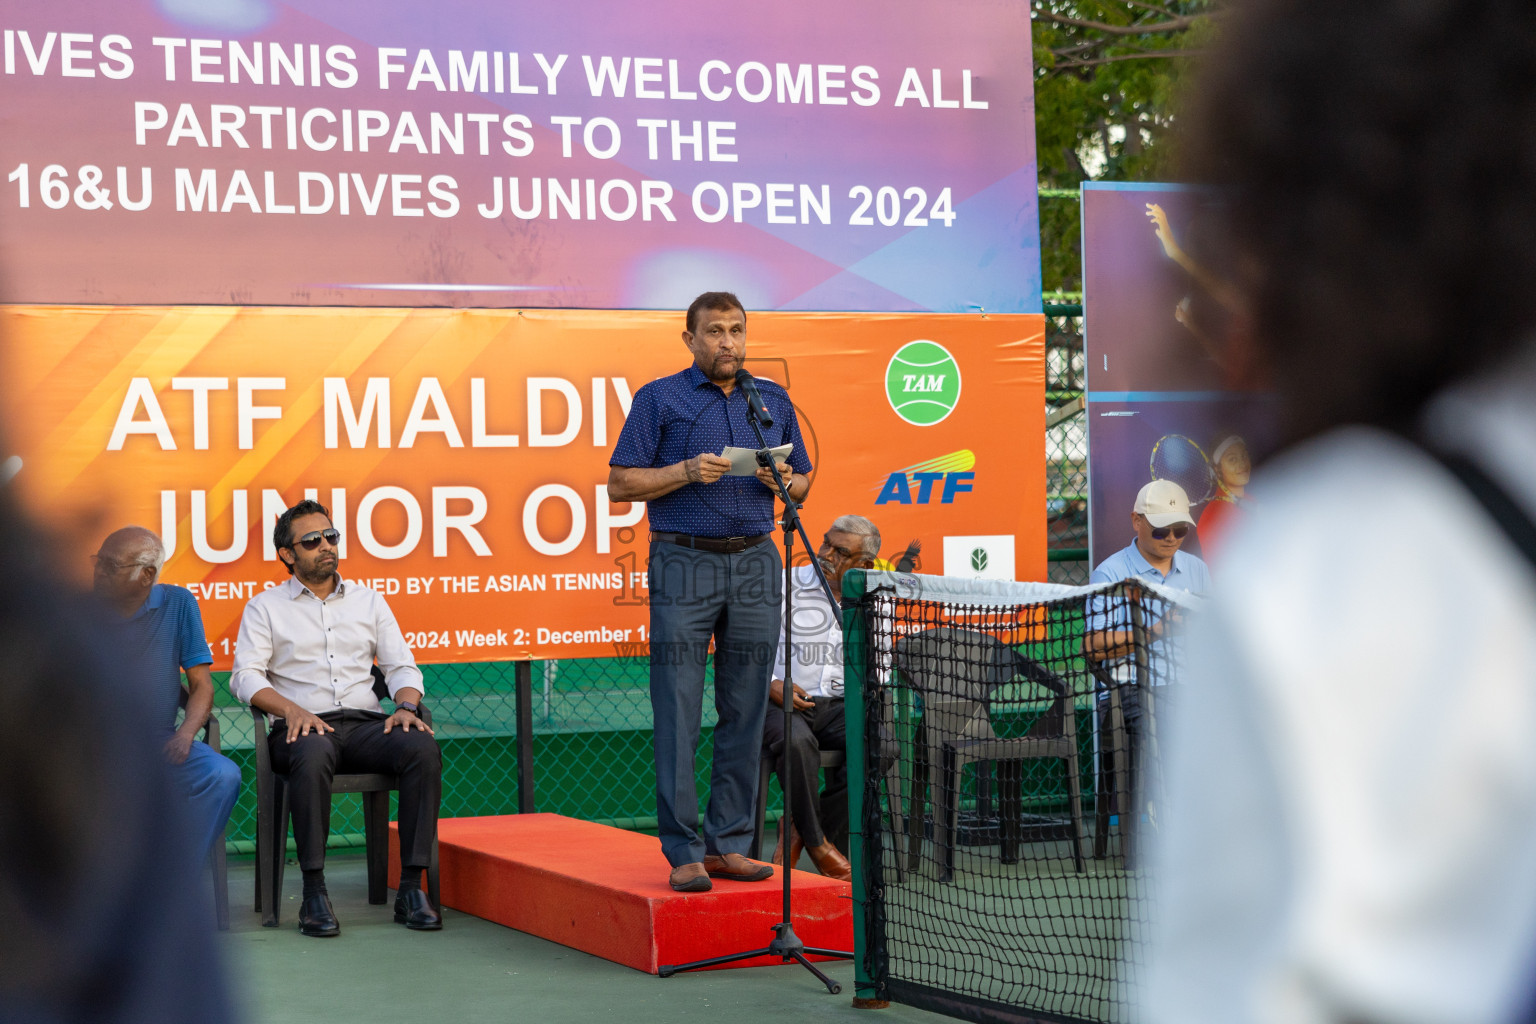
[
  {"xmin": 221, "ymin": 853, "xmax": 953, "ymax": 1024},
  {"xmin": 875, "ymin": 843, "xmax": 1143, "ymax": 1023}
]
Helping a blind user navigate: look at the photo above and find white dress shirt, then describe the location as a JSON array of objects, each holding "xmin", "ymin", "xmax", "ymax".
[
  {"xmin": 231, "ymin": 575, "xmax": 424, "ymax": 714},
  {"xmin": 1146, "ymin": 353, "xmax": 1536, "ymax": 1024},
  {"xmin": 773, "ymin": 564, "xmax": 845, "ymax": 699}
]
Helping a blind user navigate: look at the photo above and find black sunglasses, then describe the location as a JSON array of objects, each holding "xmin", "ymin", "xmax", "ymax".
[
  {"xmin": 291, "ymin": 529, "xmax": 340, "ymax": 551},
  {"xmin": 1149, "ymin": 524, "xmax": 1190, "ymax": 540}
]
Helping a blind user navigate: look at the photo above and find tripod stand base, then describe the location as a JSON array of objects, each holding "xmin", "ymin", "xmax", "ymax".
[{"xmin": 658, "ymin": 922, "xmax": 853, "ymax": 992}]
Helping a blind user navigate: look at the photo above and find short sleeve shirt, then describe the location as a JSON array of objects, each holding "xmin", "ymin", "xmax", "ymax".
[
  {"xmin": 104, "ymin": 584, "xmax": 214, "ymax": 731},
  {"xmin": 1087, "ymin": 543, "xmax": 1209, "ymax": 686},
  {"xmin": 610, "ymin": 363, "xmax": 812, "ymax": 537},
  {"xmin": 772, "ymin": 564, "xmax": 845, "ymax": 699}
]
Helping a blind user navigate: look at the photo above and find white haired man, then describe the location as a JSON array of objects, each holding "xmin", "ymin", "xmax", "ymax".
[
  {"xmin": 762, "ymin": 514, "xmax": 880, "ymax": 881},
  {"xmin": 93, "ymin": 526, "xmax": 241, "ymax": 864}
]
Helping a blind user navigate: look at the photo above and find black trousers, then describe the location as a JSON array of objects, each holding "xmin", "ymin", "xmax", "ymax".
[
  {"xmin": 762, "ymin": 696, "xmax": 847, "ymax": 850},
  {"xmin": 269, "ymin": 708, "xmax": 442, "ymax": 872}
]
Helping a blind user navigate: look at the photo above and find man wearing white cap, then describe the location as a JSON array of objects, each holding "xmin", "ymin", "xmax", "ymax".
[
  {"xmin": 1085, "ymin": 479, "xmax": 1210, "ymax": 831},
  {"xmin": 1085, "ymin": 479, "xmax": 1210, "ymax": 674},
  {"xmin": 1086, "ymin": 479, "xmax": 1210, "ymax": 698},
  {"xmin": 1087, "ymin": 478, "xmax": 1211, "ymax": 641}
]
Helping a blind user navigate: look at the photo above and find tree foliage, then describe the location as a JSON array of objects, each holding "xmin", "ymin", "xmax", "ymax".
[{"xmin": 1031, "ymin": 1, "xmax": 1217, "ymax": 292}]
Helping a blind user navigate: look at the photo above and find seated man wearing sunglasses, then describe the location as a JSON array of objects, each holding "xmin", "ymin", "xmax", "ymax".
[
  {"xmin": 231, "ymin": 499, "xmax": 442, "ymax": 937},
  {"xmin": 1084, "ymin": 479, "xmax": 1209, "ymax": 821},
  {"xmin": 1085, "ymin": 478, "xmax": 1210, "ymax": 695}
]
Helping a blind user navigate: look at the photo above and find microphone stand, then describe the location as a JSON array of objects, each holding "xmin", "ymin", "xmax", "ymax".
[{"xmin": 658, "ymin": 383, "xmax": 851, "ymax": 992}]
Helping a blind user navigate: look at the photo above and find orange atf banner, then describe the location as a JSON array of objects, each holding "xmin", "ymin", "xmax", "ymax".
[{"xmin": 1, "ymin": 306, "xmax": 1043, "ymax": 666}]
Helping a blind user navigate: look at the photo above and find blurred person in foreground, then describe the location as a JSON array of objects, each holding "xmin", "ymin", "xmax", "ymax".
[
  {"xmin": 0, "ymin": 499, "xmax": 231, "ymax": 1018},
  {"xmin": 93, "ymin": 526, "xmax": 240, "ymax": 863},
  {"xmin": 763, "ymin": 514, "xmax": 881, "ymax": 882},
  {"xmin": 1147, "ymin": 3, "xmax": 1536, "ymax": 1023}
]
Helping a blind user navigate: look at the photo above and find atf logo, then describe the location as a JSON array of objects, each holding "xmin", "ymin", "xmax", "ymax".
[
  {"xmin": 875, "ymin": 449, "xmax": 975, "ymax": 505},
  {"xmin": 885, "ymin": 340, "xmax": 961, "ymax": 426}
]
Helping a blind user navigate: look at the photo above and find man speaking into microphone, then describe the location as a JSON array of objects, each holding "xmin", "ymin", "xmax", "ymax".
[{"xmin": 608, "ymin": 291, "xmax": 813, "ymax": 892}]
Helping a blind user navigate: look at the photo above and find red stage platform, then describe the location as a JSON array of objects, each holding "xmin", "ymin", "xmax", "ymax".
[{"xmin": 389, "ymin": 813, "xmax": 852, "ymax": 974}]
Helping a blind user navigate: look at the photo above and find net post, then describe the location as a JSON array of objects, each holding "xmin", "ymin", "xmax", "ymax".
[{"xmin": 841, "ymin": 568, "xmax": 885, "ymax": 1007}]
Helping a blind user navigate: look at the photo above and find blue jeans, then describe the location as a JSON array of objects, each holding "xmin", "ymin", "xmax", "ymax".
[
  {"xmin": 169, "ymin": 739, "xmax": 241, "ymax": 862},
  {"xmin": 648, "ymin": 538, "xmax": 782, "ymax": 867}
]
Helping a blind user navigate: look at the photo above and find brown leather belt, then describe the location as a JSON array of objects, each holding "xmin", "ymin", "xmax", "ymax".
[{"xmin": 652, "ymin": 531, "xmax": 771, "ymax": 554}]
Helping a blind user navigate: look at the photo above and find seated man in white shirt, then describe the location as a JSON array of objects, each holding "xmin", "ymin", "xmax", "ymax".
[
  {"xmin": 230, "ymin": 500, "xmax": 442, "ymax": 938},
  {"xmin": 763, "ymin": 514, "xmax": 880, "ymax": 882}
]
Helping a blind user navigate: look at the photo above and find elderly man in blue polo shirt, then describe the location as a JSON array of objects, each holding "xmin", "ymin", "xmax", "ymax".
[
  {"xmin": 93, "ymin": 526, "xmax": 241, "ymax": 865},
  {"xmin": 608, "ymin": 290, "xmax": 813, "ymax": 892}
]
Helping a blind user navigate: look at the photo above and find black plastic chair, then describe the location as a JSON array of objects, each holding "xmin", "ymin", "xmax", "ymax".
[
  {"xmin": 251, "ymin": 667, "xmax": 440, "ymax": 927},
  {"xmin": 1089, "ymin": 662, "xmax": 1145, "ymax": 866},
  {"xmin": 1085, "ymin": 581, "xmax": 1160, "ymax": 868},
  {"xmin": 181, "ymin": 685, "xmax": 230, "ymax": 931},
  {"xmin": 896, "ymin": 627, "xmax": 1087, "ymax": 881}
]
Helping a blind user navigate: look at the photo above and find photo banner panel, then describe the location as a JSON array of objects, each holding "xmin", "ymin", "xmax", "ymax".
[
  {"xmin": 2, "ymin": 307, "xmax": 1044, "ymax": 665},
  {"xmin": 1081, "ymin": 182, "xmax": 1274, "ymax": 570},
  {"xmin": 0, "ymin": 0, "xmax": 1040, "ymax": 313}
]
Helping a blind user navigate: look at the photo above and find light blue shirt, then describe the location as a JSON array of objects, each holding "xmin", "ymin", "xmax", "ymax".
[
  {"xmin": 1090, "ymin": 541, "xmax": 1211, "ymax": 595},
  {"xmin": 1088, "ymin": 541, "xmax": 1209, "ymax": 686}
]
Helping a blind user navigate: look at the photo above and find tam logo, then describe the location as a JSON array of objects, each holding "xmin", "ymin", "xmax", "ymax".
[
  {"xmin": 876, "ymin": 470, "xmax": 974, "ymax": 505},
  {"xmin": 900, "ymin": 373, "xmax": 949, "ymax": 393}
]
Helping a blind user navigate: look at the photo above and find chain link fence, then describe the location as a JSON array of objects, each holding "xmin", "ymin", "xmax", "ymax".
[
  {"xmin": 208, "ymin": 300, "xmax": 1092, "ymax": 854},
  {"xmin": 1046, "ymin": 302, "xmax": 1088, "ymax": 585},
  {"xmin": 212, "ymin": 658, "xmax": 730, "ymax": 851}
]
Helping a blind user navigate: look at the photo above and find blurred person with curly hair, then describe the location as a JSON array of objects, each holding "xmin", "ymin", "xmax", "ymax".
[{"xmin": 1147, "ymin": 3, "xmax": 1536, "ymax": 1023}]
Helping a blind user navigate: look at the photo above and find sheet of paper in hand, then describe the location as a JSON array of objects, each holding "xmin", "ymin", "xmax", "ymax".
[{"xmin": 721, "ymin": 444, "xmax": 793, "ymax": 477}]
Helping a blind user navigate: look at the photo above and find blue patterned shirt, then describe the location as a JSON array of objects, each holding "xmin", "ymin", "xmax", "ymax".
[
  {"xmin": 103, "ymin": 584, "xmax": 214, "ymax": 731},
  {"xmin": 610, "ymin": 363, "xmax": 812, "ymax": 537}
]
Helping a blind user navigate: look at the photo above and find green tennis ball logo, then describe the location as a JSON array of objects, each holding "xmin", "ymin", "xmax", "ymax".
[{"xmin": 886, "ymin": 340, "xmax": 962, "ymax": 426}]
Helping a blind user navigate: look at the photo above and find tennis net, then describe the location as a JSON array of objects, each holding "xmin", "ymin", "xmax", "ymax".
[{"xmin": 842, "ymin": 569, "xmax": 1197, "ymax": 1024}]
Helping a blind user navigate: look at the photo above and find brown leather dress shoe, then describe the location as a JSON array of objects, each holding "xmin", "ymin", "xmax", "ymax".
[
  {"xmin": 669, "ymin": 862, "xmax": 712, "ymax": 892},
  {"xmin": 702, "ymin": 853, "xmax": 773, "ymax": 882},
  {"xmin": 806, "ymin": 840, "xmax": 852, "ymax": 882},
  {"xmin": 771, "ymin": 829, "xmax": 805, "ymax": 871}
]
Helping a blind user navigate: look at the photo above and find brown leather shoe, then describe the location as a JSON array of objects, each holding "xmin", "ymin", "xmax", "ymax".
[
  {"xmin": 806, "ymin": 840, "xmax": 852, "ymax": 882},
  {"xmin": 669, "ymin": 862, "xmax": 712, "ymax": 892},
  {"xmin": 771, "ymin": 829, "xmax": 805, "ymax": 870},
  {"xmin": 702, "ymin": 852, "xmax": 773, "ymax": 882}
]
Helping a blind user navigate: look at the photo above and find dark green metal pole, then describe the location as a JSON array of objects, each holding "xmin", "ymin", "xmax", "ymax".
[{"xmin": 841, "ymin": 568, "xmax": 887, "ymax": 1007}]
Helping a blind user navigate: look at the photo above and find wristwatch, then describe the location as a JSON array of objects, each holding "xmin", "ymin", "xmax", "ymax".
[{"xmin": 398, "ymin": 701, "xmax": 419, "ymax": 716}]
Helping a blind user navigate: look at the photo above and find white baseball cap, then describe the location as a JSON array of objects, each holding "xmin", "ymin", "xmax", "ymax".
[{"xmin": 1133, "ymin": 479, "xmax": 1195, "ymax": 528}]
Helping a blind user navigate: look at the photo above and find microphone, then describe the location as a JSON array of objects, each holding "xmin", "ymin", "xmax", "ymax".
[{"xmin": 734, "ymin": 368, "xmax": 774, "ymax": 427}]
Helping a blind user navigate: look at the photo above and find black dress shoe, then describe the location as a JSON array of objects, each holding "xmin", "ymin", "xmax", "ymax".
[
  {"xmin": 393, "ymin": 887, "xmax": 443, "ymax": 931},
  {"xmin": 298, "ymin": 892, "xmax": 339, "ymax": 937}
]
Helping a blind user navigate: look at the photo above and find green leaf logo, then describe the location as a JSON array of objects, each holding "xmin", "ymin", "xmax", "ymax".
[{"xmin": 970, "ymin": 548, "xmax": 988, "ymax": 572}]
